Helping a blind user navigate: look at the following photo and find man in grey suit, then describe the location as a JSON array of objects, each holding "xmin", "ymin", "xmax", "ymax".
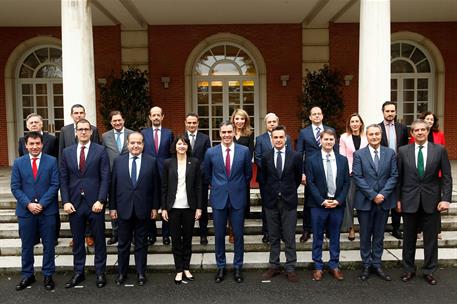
[
  {"xmin": 58, "ymin": 104, "xmax": 101, "ymax": 247},
  {"xmin": 352, "ymin": 124, "xmax": 398, "ymax": 281},
  {"xmin": 102, "ymin": 111, "xmax": 133, "ymax": 245},
  {"xmin": 398, "ymin": 119, "xmax": 452, "ymax": 285}
]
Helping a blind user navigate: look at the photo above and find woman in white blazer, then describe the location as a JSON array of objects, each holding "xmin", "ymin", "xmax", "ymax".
[{"xmin": 339, "ymin": 113, "xmax": 368, "ymax": 241}]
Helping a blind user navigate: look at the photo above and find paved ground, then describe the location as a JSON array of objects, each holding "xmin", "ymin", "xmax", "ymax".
[{"xmin": 1, "ymin": 267, "xmax": 457, "ymax": 304}]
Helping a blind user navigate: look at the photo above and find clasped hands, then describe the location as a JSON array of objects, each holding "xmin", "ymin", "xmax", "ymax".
[
  {"xmin": 323, "ymin": 200, "xmax": 339, "ymax": 208},
  {"xmin": 27, "ymin": 202, "xmax": 43, "ymax": 215},
  {"xmin": 63, "ymin": 201, "xmax": 104, "ymax": 214}
]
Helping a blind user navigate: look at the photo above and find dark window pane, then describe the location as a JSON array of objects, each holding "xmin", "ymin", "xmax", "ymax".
[
  {"xmin": 198, "ymin": 105, "xmax": 209, "ymax": 117},
  {"xmin": 403, "ymin": 102, "xmax": 415, "ymax": 113},
  {"xmin": 417, "ymin": 60, "xmax": 430, "ymax": 73},
  {"xmin": 36, "ymin": 96, "xmax": 48, "ymax": 107},
  {"xmin": 390, "ymin": 91, "xmax": 397, "ymax": 102},
  {"xmin": 54, "ymin": 107, "xmax": 64, "ymax": 119},
  {"xmin": 22, "ymin": 96, "xmax": 33, "ymax": 107},
  {"xmin": 22, "ymin": 84, "xmax": 33, "ymax": 94},
  {"xmin": 403, "ymin": 90, "xmax": 414, "ymax": 102},
  {"xmin": 20, "ymin": 65, "xmax": 34, "ymax": 78},
  {"xmin": 198, "ymin": 93, "xmax": 208, "ymax": 105},
  {"xmin": 417, "ymin": 79, "xmax": 428, "ymax": 89},
  {"xmin": 417, "ymin": 90, "xmax": 428, "ymax": 101},
  {"xmin": 225, "ymin": 45, "xmax": 240, "ymax": 61},
  {"xmin": 54, "ymin": 96, "xmax": 63, "ymax": 107},
  {"xmin": 391, "ymin": 79, "xmax": 397, "ymax": 90},
  {"xmin": 410, "ymin": 48, "xmax": 426, "ymax": 64},
  {"xmin": 53, "ymin": 83, "xmax": 63, "ymax": 94},
  {"xmin": 391, "ymin": 60, "xmax": 414, "ymax": 73},
  {"xmin": 35, "ymin": 48, "xmax": 49, "ymax": 64},
  {"xmin": 417, "ymin": 102, "xmax": 428, "ymax": 113},
  {"xmin": 403, "ymin": 79, "xmax": 415, "ymax": 90},
  {"xmin": 391, "ymin": 43, "xmax": 400, "ymax": 59},
  {"xmin": 36, "ymin": 84, "xmax": 47, "ymax": 94},
  {"xmin": 24, "ymin": 53, "xmax": 39, "ymax": 69},
  {"xmin": 401, "ymin": 43, "xmax": 414, "ymax": 58},
  {"xmin": 403, "ymin": 114, "xmax": 414, "ymax": 126}
]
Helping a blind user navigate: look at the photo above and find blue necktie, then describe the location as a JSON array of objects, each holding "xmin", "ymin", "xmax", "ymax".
[
  {"xmin": 116, "ymin": 132, "xmax": 122, "ymax": 153},
  {"xmin": 374, "ymin": 149, "xmax": 380, "ymax": 172},
  {"xmin": 315, "ymin": 127, "xmax": 321, "ymax": 147},
  {"xmin": 131, "ymin": 156, "xmax": 138, "ymax": 186},
  {"xmin": 276, "ymin": 151, "xmax": 283, "ymax": 177}
]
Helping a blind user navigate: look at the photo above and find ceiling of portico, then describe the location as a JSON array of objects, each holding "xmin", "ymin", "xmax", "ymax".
[{"xmin": 0, "ymin": 0, "xmax": 455, "ymax": 28}]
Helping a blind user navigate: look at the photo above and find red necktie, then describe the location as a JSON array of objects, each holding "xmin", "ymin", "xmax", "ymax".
[
  {"xmin": 225, "ymin": 148, "xmax": 231, "ymax": 177},
  {"xmin": 154, "ymin": 128, "xmax": 159, "ymax": 153},
  {"xmin": 32, "ymin": 157, "xmax": 38, "ymax": 180},
  {"xmin": 79, "ymin": 146, "xmax": 86, "ymax": 172}
]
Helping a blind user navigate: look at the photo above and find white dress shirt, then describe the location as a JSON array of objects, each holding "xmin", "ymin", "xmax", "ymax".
[{"xmin": 368, "ymin": 145, "xmax": 381, "ymax": 162}]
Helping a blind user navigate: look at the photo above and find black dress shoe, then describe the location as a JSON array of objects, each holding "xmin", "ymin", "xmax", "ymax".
[
  {"xmin": 234, "ymin": 268, "xmax": 243, "ymax": 283},
  {"xmin": 214, "ymin": 268, "xmax": 226, "ymax": 283},
  {"xmin": 359, "ymin": 267, "xmax": 370, "ymax": 281},
  {"xmin": 400, "ymin": 272, "xmax": 416, "ymax": 282},
  {"xmin": 261, "ymin": 234, "xmax": 269, "ymax": 244},
  {"xmin": 200, "ymin": 236, "xmax": 208, "ymax": 245},
  {"xmin": 183, "ymin": 272, "xmax": 195, "ymax": 281},
  {"xmin": 107, "ymin": 237, "xmax": 118, "ymax": 245},
  {"xmin": 424, "ymin": 274, "xmax": 437, "ymax": 285},
  {"xmin": 16, "ymin": 275, "xmax": 36, "ymax": 291},
  {"xmin": 96, "ymin": 274, "xmax": 107, "ymax": 288},
  {"xmin": 137, "ymin": 274, "xmax": 147, "ymax": 286},
  {"xmin": 374, "ymin": 267, "xmax": 392, "ymax": 281},
  {"xmin": 299, "ymin": 231, "xmax": 310, "ymax": 243},
  {"xmin": 392, "ymin": 230, "xmax": 403, "ymax": 239},
  {"xmin": 44, "ymin": 276, "xmax": 55, "ymax": 290},
  {"xmin": 163, "ymin": 236, "xmax": 171, "ymax": 245},
  {"xmin": 115, "ymin": 274, "xmax": 127, "ymax": 286},
  {"xmin": 65, "ymin": 273, "xmax": 85, "ymax": 288},
  {"xmin": 147, "ymin": 236, "xmax": 156, "ymax": 246}
]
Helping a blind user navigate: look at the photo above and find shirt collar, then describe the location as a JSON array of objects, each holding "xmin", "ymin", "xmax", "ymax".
[
  {"xmin": 115, "ymin": 127, "xmax": 125, "ymax": 134},
  {"xmin": 222, "ymin": 142, "xmax": 235, "ymax": 152},
  {"xmin": 29, "ymin": 153, "xmax": 42, "ymax": 160},
  {"xmin": 383, "ymin": 120, "xmax": 395, "ymax": 126},
  {"xmin": 415, "ymin": 142, "xmax": 428, "ymax": 149},
  {"xmin": 78, "ymin": 141, "xmax": 91, "ymax": 150},
  {"xmin": 313, "ymin": 124, "xmax": 323, "ymax": 130},
  {"xmin": 275, "ymin": 146, "xmax": 286, "ymax": 154},
  {"xmin": 188, "ymin": 131, "xmax": 197, "ymax": 137},
  {"xmin": 368, "ymin": 145, "xmax": 380, "ymax": 154},
  {"xmin": 129, "ymin": 153, "xmax": 142, "ymax": 159},
  {"xmin": 321, "ymin": 149, "xmax": 335, "ymax": 159}
]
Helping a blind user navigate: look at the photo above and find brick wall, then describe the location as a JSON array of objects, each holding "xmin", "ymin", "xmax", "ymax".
[
  {"xmin": 0, "ymin": 26, "xmax": 121, "ymax": 166},
  {"xmin": 148, "ymin": 24, "xmax": 302, "ymax": 142},
  {"xmin": 330, "ymin": 22, "xmax": 457, "ymax": 159}
]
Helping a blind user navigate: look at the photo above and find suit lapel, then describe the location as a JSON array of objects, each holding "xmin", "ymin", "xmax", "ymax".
[
  {"xmin": 134, "ymin": 155, "xmax": 145, "ymax": 187},
  {"xmin": 81, "ymin": 144, "xmax": 95, "ymax": 175},
  {"xmin": 407, "ymin": 144, "xmax": 418, "ymax": 178},
  {"xmin": 364, "ymin": 147, "xmax": 377, "ymax": 173},
  {"xmin": 425, "ymin": 142, "xmax": 435, "ymax": 177}
]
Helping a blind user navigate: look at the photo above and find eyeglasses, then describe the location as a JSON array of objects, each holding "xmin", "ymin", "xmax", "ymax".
[{"xmin": 76, "ymin": 128, "xmax": 91, "ymax": 132}]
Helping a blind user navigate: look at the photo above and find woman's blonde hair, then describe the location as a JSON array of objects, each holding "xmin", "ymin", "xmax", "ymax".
[{"xmin": 230, "ymin": 108, "xmax": 252, "ymax": 136}]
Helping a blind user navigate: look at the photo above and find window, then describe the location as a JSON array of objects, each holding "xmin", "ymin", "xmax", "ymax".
[
  {"xmin": 16, "ymin": 46, "xmax": 64, "ymax": 136},
  {"xmin": 193, "ymin": 43, "xmax": 258, "ymax": 144},
  {"xmin": 391, "ymin": 41, "xmax": 433, "ymax": 126}
]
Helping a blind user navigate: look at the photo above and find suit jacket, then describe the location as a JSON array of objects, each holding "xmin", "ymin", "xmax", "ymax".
[
  {"xmin": 254, "ymin": 131, "xmax": 292, "ymax": 184},
  {"xmin": 102, "ymin": 128, "xmax": 134, "ymax": 169},
  {"xmin": 261, "ymin": 148, "xmax": 302, "ymax": 210},
  {"xmin": 161, "ymin": 157, "xmax": 202, "ymax": 211},
  {"xmin": 11, "ymin": 153, "xmax": 60, "ymax": 217},
  {"xmin": 339, "ymin": 133, "xmax": 368, "ymax": 173},
  {"xmin": 379, "ymin": 121, "xmax": 409, "ymax": 151},
  {"xmin": 184, "ymin": 131, "xmax": 211, "ymax": 162},
  {"xmin": 141, "ymin": 127, "xmax": 174, "ymax": 175},
  {"xmin": 352, "ymin": 146, "xmax": 398, "ymax": 211},
  {"xmin": 203, "ymin": 143, "xmax": 252, "ymax": 210},
  {"xmin": 110, "ymin": 153, "xmax": 160, "ymax": 220},
  {"xmin": 18, "ymin": 132, "xmax": 58, "ymax": 158},
  {"xmin": 59, "ymin": 123, "xmax": 101, "ymax": 158},
  {"xmin": 59, "ymin": 143, "xmax": 110, "ymax": 208},
  {"xmin": 305, "ymin": 151, "xmax": 350, "ymax": 208},
  {"xmin": 398, "ymin": 143, "xmax": 452, "ymax": 214},
  {"xmin": 296, "ymin": 124, "xmax": 338, "ymax": 159}
]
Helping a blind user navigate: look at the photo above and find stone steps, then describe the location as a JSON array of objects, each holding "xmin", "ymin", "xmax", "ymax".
[{"xmin": 1, "ymin": 248, "xmax": 457, "ymax": 273}]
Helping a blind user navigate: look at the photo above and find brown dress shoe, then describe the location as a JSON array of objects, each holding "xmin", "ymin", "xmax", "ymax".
[
  {"xmin": 287, "ymin": 272, "xmax": 299, "ymax": 283},
  {"xmin": 85, "ymin": 236, "xmax": 94, "ymax": 247},
  {"xmin": 400, "ymin": 272, "xmax": 416, "ymax": 282},
  {"xmin": 300, "ymin": 231, "xmax": 310, "ymax": 243},
  {"xmin": 423, "ymin": 274, "xmax": 437, "ymax": 285},
  {"xmin": 262, "ymin": 268, "xmax": 281, "ymax": 280},
  {"xmin": 348, "ymin": 227, "xmax": 356, "ymax": 241},
  {"xmin": 329, "ymin": 268, "xmax": 344, "ymax": 281},
  {"xmin": 312, "ymin": 270, "xmax": 323, "ymax": 281},
  {"xmin": 228, "ymin": 228, "xmax": 234, "ymax": 244}
]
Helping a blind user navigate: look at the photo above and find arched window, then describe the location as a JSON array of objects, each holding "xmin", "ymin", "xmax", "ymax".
[
  {"xmin": 16, "ymin": 46, "xmax": 64, "ymax": 136},
  {"xmin": 193, "ymin": 43, "xmax": 258, "ymax": 144},
  {"xmin": 391, "ymin": 41, "xmax": 434, "ymax": 126}
]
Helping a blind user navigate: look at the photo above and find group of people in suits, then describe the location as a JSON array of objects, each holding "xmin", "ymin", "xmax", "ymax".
[{"xmin": 11, "ymin": 100, "xmax": 452, "ymax": 290}]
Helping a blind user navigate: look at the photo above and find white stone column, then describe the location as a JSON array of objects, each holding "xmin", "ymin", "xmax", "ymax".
[
  {"xmin": 61, "ymin": 0, "xmax": 96, "ymax": 125},
  {"xmin": 358, "ymin": 0, "xmax": 391, "ymax": 125}
]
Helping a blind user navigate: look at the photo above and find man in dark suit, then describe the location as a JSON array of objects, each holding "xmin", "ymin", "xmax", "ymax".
[
  {"xmin": 18, "ymin": 113, "xmax": 59, "ymax": 245},
  {"xmin": 141, "ymin": 106, "xmax": 174, "ymax": 245},
  {"xmin": 305, "ymin": 129, "xmax": 349, "ymax": 281},
  {"xmin": 59, "ymin": 104, "xmax": 101, "ymax": 247},
  {"xmin": 255, "ymin": 113, "xmax": 292, "ymax": 243},
  {"xmin": 110, "ymin": 132, "xmax": 160, "ymax": 286},
  {"xmin": 203, "ymin": 121, "xmax": 252, "ymax": 283},
  {"xmin": 260, "ymin": 125, "xmax": 302, "ymax": 283},
  {"xmin": 18, "ymin": 113, "xmax": 58, "ymax": 158},
  {"xmin": 379, "ymin": 101, "xmax": 409, "ymax": 239},
  {"xmin": 102, "ymin": 111, "xmax": 133, "ymax": 245},
  {"xmin": 11, "ymin": 132, "xmax": 60, "ymax": 291},
  {"xmin": 58, "ymin": 104, "xmax": 101, "ymax": 157},
  {"xmin": 398, "ymin": 119, "xmax": 452, "ymax": 285},
  {"xmin": 183, "ymin": 112, "xmax": 211, "ymax": 245},
  {"xmin": 60, "ymin": 119, "xmax": 110, "ymax": 289},
  {"xmin": 296, "ymin": 106, "xmax": 337, "ymax": 243},
  {"xmin": 352, "ymin": 124, "xmax": 398, "ymax": 281}
]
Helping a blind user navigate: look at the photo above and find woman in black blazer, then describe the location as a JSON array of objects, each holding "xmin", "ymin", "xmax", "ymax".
[{"xmin": 161, "ymin": 135, "xmax": 202, "ymax": 284}]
